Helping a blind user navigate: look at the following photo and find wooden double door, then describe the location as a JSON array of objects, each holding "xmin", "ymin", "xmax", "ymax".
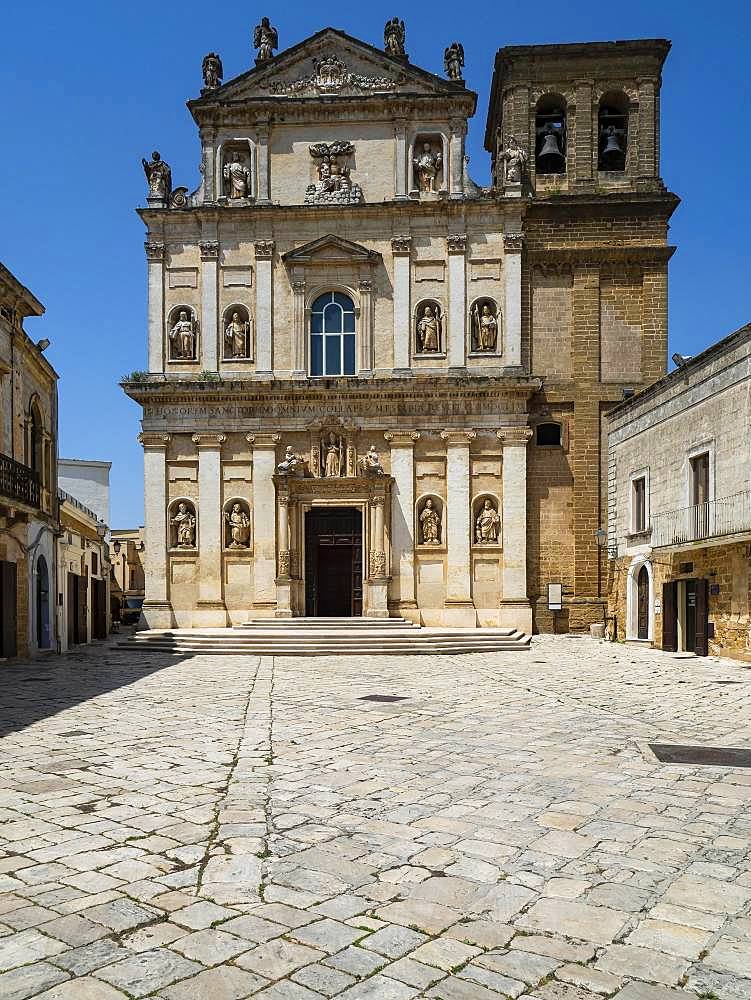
[
  {"xmin": 662, "ymin": 578, "xmax": 709, "ymax": 656},
  {"xmin": 304, "ymin": 507, "xmax": 363, "ymax": 617}
]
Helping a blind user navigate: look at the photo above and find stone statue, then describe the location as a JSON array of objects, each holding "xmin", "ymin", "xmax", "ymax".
[
  {"xmin": 224, "ymin": 311, "xmax": 250, "ymax": 358},
  {"xmin": 384, "ymin": 17, "xmax": 406, "ymax": 57},
  {"xmin": 475, "ymin": 499, "xmax": 501, "ymax": 543},
  {"xmin": 324, "ymin": 433, "xmax": 342, "ymax": 477},
  {"xmin": 444, "ymin": 42, "xmax": 464, "ymax": 81},
  {"xmin": 360, "ymin": 445, "xmax": 384, "ymax": 476},
  {"xmin": 202, "ymin": 52, "xmax": 223, "ymax": 90},
  {"xmin": 277, "ymin": 445, "xmax": 301, "ymax": 477},
  {"xmin": 142, "ymin": 151, "xmax": 171, "ymax": 201},
  {"xmin": 414, "ymin": 142, "xmax": 442, "ymax": 193},
  {"xmin": 253, "ymin": 16, "xmax": 278, "ymax": 63},
  {"xmin": 171, "ymin": 502, "xmax": 196, "ymax": 547},
  {"xmin": 471, "ymin": 302, "xmax": 498, "ymax": 352},
  {"xmin": 169, "ymin": 310, "xmax": 195, "ymax": 360},
  {"xmin": 223, "ymin": 152, "xmax": 251, "ymax": 199},
  {"xmin": 417, "ymin": 304, "xmax": 441, "ymax": 353},
  {"xmin": 225, "ymin": 503, "xmax": 250, "ymax": 548},
  {"xmin": 419, "ymin": 498, "xmax": 441, "ymax": 544},
  {"xmin": 499, "ymin": 136, "xmax": 528, "ymax": 185}
]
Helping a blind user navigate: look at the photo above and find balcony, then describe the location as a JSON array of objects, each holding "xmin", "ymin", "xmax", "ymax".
[
  {"xmin": 651, "ymin": 490, "xmax": 751, "ymax": 549},
  {"xmin": 0, "ymin": 453, "xmax": 40, "ymax": 508}
]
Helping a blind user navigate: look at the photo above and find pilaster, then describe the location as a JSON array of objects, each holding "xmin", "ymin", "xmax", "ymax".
[
  {"xmin": 145, "ymin": 242, "xmax": 165, "ymax": 373},
  {"xmin": 366, "ymin": 495, "xmax": 388, "ymax": 618},
  {"xmin": 256, "ymin": 124, "xmax": 271, "ymax": 203},
  {"xmin": 384, "ymin": 430, "xmax": 420, "ymax": 615},
  {"xmin": 449, "ymin": 120, "xmax": 466, "ymax": 199},
  {"xmin": 200, "ymin": 239, "xmax": 219, "ymax": 371},
  {"xmin": 447, "ymin": 235, "xmax": 467, "ymax": 371},
  {"xmin": 138, "ymin": 432, "xmax": 173, "ymax": 628},
  {"xmin": 391, "ymin": 236, "xmax": 412, "ymax": 375},
  {"xmin": 394, "ymin": 123, "xmax": 408, "ymax": 199},
  {"xmin": 275, "ymin": 492, "xmax": 292, "ymax": 618},
  {"xmin": 247, "ymin": 432, "xmax": 280, "ymax": 612},
  {"xmin": 503, "ymin": 232, "xmax": 523, "ymax": 368},
  {"xmin": 441, "ymin": 429, "xmax": 476, "ymax": 625},
  {"xmin": 358, "ymin": 277, "xmax": 374, "ymax": 376},
  {"xmin": 192, "ymin": 432, "xmax": 227, "ymax": 626},
  {"xmin": 254, "ymin": 241, "xmax": 274, "ymax": 377},
  {"xmin": 291, "ymin": 276, "xmax": 306, "ymax": 378},
  {"xmin": 497, "ymin": 427, "xmax": 533, "ymax": 632}
]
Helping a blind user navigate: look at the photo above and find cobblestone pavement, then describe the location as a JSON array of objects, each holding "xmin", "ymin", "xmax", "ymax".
[{"xmin": 1, "ymin": 636, "xmax": 751, "ymax": 999}]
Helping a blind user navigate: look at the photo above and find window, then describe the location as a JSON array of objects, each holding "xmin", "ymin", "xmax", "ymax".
[
  {"xmin": 632, "ymin": 477, "xmax": 646, "ymax": 532},
  {"xmin": 91, "ymin": 553, "xmax": 98, "ymax": 577},
  {"xmin": 690, "ymin": 452, "xmax": 710, "ymax": 506},
  {"xmin": 310, "ymin": 292, "xmax": 356, "ymax": 377},
  {"xmin": 536, "ymin": 422, "xmax": 562, "ymax": 447}
]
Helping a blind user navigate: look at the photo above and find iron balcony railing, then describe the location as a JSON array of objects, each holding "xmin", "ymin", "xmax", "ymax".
[
  {"xmin": 0, "ymin": 453, "xmax": 40, "ymax": 508},
  {"xmin": 651, "ymin": 490, "xmax": 751, "ymax": 548}
]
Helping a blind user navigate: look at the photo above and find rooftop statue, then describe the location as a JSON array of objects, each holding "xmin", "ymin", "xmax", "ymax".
[
  {"xmin": 202, "ymin": 52, "xmax": 223, "ymax": 90},
  {"xmin": 384, "ymin": 17, "xmax": 406, "ymax": 58},
  {"xmin": 142, "ymin": 150, "xmax": 171, "ymax": 202},
  {"xmin": 253, "ymin": 16, "xmax": 278, "ymax": 63},
  {"xmin": 444, "ymin": 42, "xmax": 464, "ymax": 81}
]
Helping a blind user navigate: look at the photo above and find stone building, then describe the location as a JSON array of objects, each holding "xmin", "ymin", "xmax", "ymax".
[
  {"xmin": 124, "ymin": 24, "xmax": 677, "ymax": 631},
  {"xmin": 57, "ymin": 489, "xmax": 111, "ymax": 651},
  {"xmin": 0, "ymin": 263, "xmax": 59, "ymax": 657},
  {"xmin": 109, "ymin": 527, "xmax": 146, "ymax": 623},
  {"xmin": 608, "ymin": 325, "xmax": 751, "ymax": 658}
]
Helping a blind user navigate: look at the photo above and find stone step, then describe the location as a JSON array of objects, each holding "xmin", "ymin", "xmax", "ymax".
[{"xmin": 239, "ymin": 617, "xmax": 419, "ymax": 628}]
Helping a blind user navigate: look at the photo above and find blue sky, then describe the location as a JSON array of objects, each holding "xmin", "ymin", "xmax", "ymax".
[{"xmin": 1, "ymin": 1, "xmax": 749, "ymax": 527}]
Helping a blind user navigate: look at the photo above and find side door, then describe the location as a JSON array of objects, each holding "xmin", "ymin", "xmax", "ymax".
[{"xmin": 661, "ymin": 581, "xmax": 678, "ymax": 652}]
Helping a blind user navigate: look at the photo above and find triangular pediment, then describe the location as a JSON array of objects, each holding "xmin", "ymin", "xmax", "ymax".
[
  {"xmin": 282, "ymin": 234, "xmax": 382, "ymax": 266},
  {"xmin": 191, "ymin": 27, "xmax": 471, "ymax": 110}
]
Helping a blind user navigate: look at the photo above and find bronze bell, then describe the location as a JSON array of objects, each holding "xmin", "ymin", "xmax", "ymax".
[
  {"xmin": 537, "ymin": 127, "xmax": 565, "ymax": 172},
  {"xmin": 600, "ymin": 127, "xmax": 625, "ymax": 168}
]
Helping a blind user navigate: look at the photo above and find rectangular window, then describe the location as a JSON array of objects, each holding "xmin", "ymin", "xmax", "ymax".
[
  {"xmin": 632, "ymin": 477, "xmax": 646, "ymax": 532},
  {"xmin": 91, "ymin": 553, "xmax": 98, "ymax": 576},
  {"xmin": 690, "ymin": 452, "xmax": 709, "ymax": 506}
]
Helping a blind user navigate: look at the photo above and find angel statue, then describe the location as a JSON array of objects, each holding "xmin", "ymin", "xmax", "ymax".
[
  {"xmin": 253, "ymin": 17, "xmax": 278, "ymax": 63},
  {"xmin": 384, "ymin": 17, "xmax": 406, "ymax": 57},
  {"xmin": 444, "ymin": 42, "xmax": 464, "ymax": 81},
  {"xmin": 202, "ymin": 52, "xmax": 223, "ymax": 90},
  {"xmin": 142, "ymin": 151, "xmax": 171, "ymax": 201}
]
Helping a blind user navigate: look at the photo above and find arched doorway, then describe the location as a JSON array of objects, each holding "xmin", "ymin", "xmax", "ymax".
[
  {"xmin": 36, "ymin": 555, "xmax": 51, "ymax": 649},
  {"xmin": 626, "ymin": 556, "xmax": 653, "ymax": 642},
  {"xmin": 637, "ymin": 564, "xmax": 650, "ymax": 640}
]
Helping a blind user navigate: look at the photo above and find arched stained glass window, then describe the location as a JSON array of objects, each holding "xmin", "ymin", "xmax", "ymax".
[{"xmin": 310, "ymin": 292, "xmax": 356, "ymax": 377}]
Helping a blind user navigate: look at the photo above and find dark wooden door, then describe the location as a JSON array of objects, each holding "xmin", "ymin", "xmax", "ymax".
[
  {"xmin": 694, "ymin": 578, "xmax": 709, "ymax": 656},
  {"xmin": 662, "ymin": 581, "xmax": 677, "ymax": 652},
  {"xmin": 637, "ymin": 565, "xmax": 650, "ymax": 640},
  {"xmin": 92, "ymin": 579, "xmax": 107, "ymax": 640},
  {"xmin": 317, "ymin": 548, "xmax": 353, "ymax": 616},
  {"xmin": 305, "ymin": 507, "xmax": 362, "ymax": 616},
  {"xmin": 0, "ymin": 560, "xmax": 18, "ymax": 658}
]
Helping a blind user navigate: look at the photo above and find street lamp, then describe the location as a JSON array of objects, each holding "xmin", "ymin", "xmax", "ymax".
[
  {"xmin": 112, "ymin": 540, "xmax": 121, "ymax": 554},
  {"xmin": 594, "ymin": 528, "xmax": 607, "ymax": 547}
]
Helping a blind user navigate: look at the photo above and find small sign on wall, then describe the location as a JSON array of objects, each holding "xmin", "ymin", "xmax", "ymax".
[
  {"xmin": 548, "ymin": 582, "xmax": 563, "ymax": 611},
  {"xmin": 654, "ymin": 599, "xmax": 662, "ymax": 615}
]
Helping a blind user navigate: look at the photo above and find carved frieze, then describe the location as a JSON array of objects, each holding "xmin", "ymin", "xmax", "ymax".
[
  {"xmin": 269, "ymin": 55, "xmax": 400, "ymax": 96},
  {"xmin": 305, "ymin": 141, "xmax": 363, "ymax": 205}
]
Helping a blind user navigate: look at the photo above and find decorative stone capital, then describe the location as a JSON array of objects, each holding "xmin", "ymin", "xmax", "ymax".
[
  {"xmin": 449, "ymin": 119, "xmax": 467, "ymax": 137},
  {"xmin": 246, "ymin": 432, "xmax": 281, "ymax": 448},
  {"xmin": 291, "ymin": 280, "xmax": 306, "ymax": 294},
  {"xmin": 278, "ymin": 495, "xmax": 289, "ymax": 507},
  {"xmin": 372, "ymin": 496, "xmax": 385, "ymax": 508},
  {"xmin": 447, "ymin": 234, "xmax": 467, "ymax": 255},
  {"xmin": 192, "ymin": 432, "xmax": 226, "ymax": 448},
  {"xmin": 254, "ymin": 240, "xmax": 275, "ymax": 259},
  {"xmin": 138, "ymin": 432, "xmax": 171, "ymax": 449},
  {"xmin": 441, "ymin": 429, "xmax": 476, "ymax": 445},
  {"xmin": 384, "ymin": 431, "xmax": 420, "ymax": 447},
  {"xmin": 391, "ymin": 235, "xmax": 412, "ymax": 255},
  {"xmin": 200, "ymin": 240, "xmax": 220, "ymax": 260},
  {"xmin": 497, "ymin": 426, "xmax": 533, "ymax": 446},
  {"xmin": 503, "ymin": 232, "xmax": 524, "ymax": 253},
  {"xmin": 358, "ymin": 278, "xmax": 373, "ymax": 293},
  {"xmin": 144, "ymin": 242, "xmax": 165, "ymax": 262}
]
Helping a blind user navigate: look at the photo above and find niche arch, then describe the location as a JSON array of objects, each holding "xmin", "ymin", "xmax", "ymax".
[
  {"xmin": 223, "ymin": 497, "xmax": 251, "ymax": 549},
  {"xmin": 168, "ymin": 497, "xmax": 198, "ymax": 550},
  {"xmin": 415, "ymin": 493, "xmax": 444, "ymax": 546},
  {"xmin": 222, "ymin": 303, "xmax": 253, "ymax": 360},
  {"xmin": 166, "ymin": 304, "xmax": 199, "ymax": 362},
  {"xmin": 414, "ymin": 299, "xmax": 445, "ymax": 356},
  {"xmin": 472, "ymin": 492, "xmax": 502, "ymax": 546},
  {"xmin": 469, "ymin": 297, "xmax": 501, "ymax": 354}
]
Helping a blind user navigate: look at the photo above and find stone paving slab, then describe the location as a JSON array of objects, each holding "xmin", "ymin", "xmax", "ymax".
[{"xmin": 1, "ymin": 637, "xmax": 751, "ymax": 997}]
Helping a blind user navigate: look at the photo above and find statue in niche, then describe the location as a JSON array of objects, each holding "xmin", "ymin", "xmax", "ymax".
[
  {"xmin": 253, "ymin": 16, "xmax": 278, "ymax": 63},
  {"xmin": 414, "ymin": 142, "xmax": 442, "ymax": 193},
  {"xmin": 202, "ymin": 52, "xmax": 223, "ymax": 90},
  {"xmin": 384, "ymin": 17, "xmax": 406, "ymax": 57},
  {"xmin": 224, "ymin": 310, "xmax": 251, "ymax": 358},
  {"xmin": 417, "ymin": 303, "xmax": 441, "ymax": 353},
  {"xmin": 225, "ymin": 503, "xmax": 250, "ymax": 548},
  {"xmin": 444, "ymin": 42, "xmax": 464, "ymax": 81},
  {"xmin": 171, "ymin": 502, "xmax": 196, "ymax": 548},
  {"xmin": 324, "ymin": 433, "xmax": 342, "ymax": 477},
  {"xmin": 359, "ymin": 445, "xmax": 384, "ymax": 476},
  {"xmin": 142, "ymin": 150, "xmax": 171, "ymax": 200},
  {"xmin": 471, "ymin": 301, "xmax": 498, "ymax": 352},
  {"xmin": 475, "ymin": 499, "xmax": 501, "ymax": 543},
  {"xmin": 419, "ymin": 498, "xmax": 441, "ymax": 544},
  {"xmin": 277, "ymin": 445, "xmax": 302, "ymax": 477},
  {"xmin": 223, "ymin": 151, "xmax": 251, "ymax": 199},
  {"xmin": 169, "ymin": 310, "xmax": 195, "ymax": 360},
  {"xmin": 498, "ymin": 136, "xmax": 528, "ymax": 185},
  {"xmin": 306, "ymin": 142, "xmax": 363, "ymax": 205}
]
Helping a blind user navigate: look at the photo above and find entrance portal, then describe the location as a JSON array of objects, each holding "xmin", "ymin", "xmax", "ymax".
[{"xmin": 305, "ymin": 507, "xmax": 362, "ymax": 616}]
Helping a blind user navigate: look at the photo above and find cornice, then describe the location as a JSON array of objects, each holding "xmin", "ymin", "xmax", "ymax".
[{"xmin": 526, "ymin": 245, "xmax": 676, "ymax": 265}]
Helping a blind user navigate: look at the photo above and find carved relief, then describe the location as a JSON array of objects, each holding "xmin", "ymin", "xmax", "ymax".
[
  {"xmin": 223, "ymin": 305, "xmax": 253, "ymax": 360},
  {"xmin": 269, "ymin": 56, "xmax": 399, "ymax": 96},
  {"xmin": 224, "ymin": 500, "xmax": 250, "ymax": 548},
  {"xmin": 305, "ymin": 142, "xmax": 363, "ymax": 205},
  {"xmin": 276, "ymin": 445, "xmax": 303, "ymax": 477},
  {"xmin": 470, "ymin": 299, "xmax": 500, "ymax": 353},
  {"xmin": 413, "ymin": 140, "xmax": 443, "ymax": 194},
  {"xmin": 370, "ymin": 550, "xmax": 387, "ymax": 577},
  {"xmin": 168, "ymin": 307, "xmax": 198, "ymax": 362},
  {"xmin": 474, "ymin": 496, "xmax": 501, "ymax": 544},
  {"xmin": 359, "ymin": 445, "xmax": 384, "ymax": 476},
  {"xmin": 169, "ymin": 499, "xmax": 197, "ymax": 549},
  {"xmin": 418, "ymin": 496, "xmax": 443, "ymax": 544},
  {"xmin": 415, "ymin": 301, "xmax": 443, "ymax": 354}
]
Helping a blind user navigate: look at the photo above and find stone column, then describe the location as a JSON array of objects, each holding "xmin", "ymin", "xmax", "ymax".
[
  {"xmin": 394, "ymin": 123, "xmax": 408, "ymax": 199},
  {"xmin": 275, "ymin": 493, "xmax": 292, "ymax": 618},
  {"xmin": 291, "ymin": 276, "xmax": 306, "ymax": 378},
  {"xmin": 200, "ymin": 240, "xmax": 219, "ymax": 371},
  {"xmin": 358, "ymin": 278, "xmax": 374, "ymax": 376},
  {"xmin": 384, "ymin": 431, "xmax": 419, "ymax": 616},
  {"xmin": 391, "ymin": 236, "xmax": 412, "ymax": 375},
  {"xmin": 256, "ymin": 124, "xmax": 271, "ymax": 203},
  {"xmin": 247, "ymin": 433, "xmax": 279, "ymax": 613},
  {"xmin": 254, "ymin": 241, "xmax": 274, "ymax": 377},
  {"xmin": 503, "ymin": 231, "xmax": 523, "ymax": 368},
  {"xmin": 447, "ymin": 235, "xmax": 467, "ymax": 371},
  {"xmin": 449, "ymin": 121, "xmax": 466, "ymax": 199},
  {"xmin": 145, "ymin": 242, "xmax": 165, "ymax": 373},
  {"xmin": 497, "ymin": 427, "xmax": 533, "ymax": 632},
  {"xmin": 367, "ymin": 495, "xmax": 389, "ymax": 618},
  {"xmin": 139, "ymin": 432, "xmax": 173, "ymax": 628},
  {"xmin": 441, "ymin": 429, "xmax": 476, "ymax": 626},
  {"xmin": 192, "ymin": 432, "xmax": 227, "ymax": 626}
]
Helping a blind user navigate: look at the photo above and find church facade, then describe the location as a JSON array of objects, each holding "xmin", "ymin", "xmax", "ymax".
[{"xmin": 125, "ymin": 23, "xmax": 676, "ymax": 632}]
